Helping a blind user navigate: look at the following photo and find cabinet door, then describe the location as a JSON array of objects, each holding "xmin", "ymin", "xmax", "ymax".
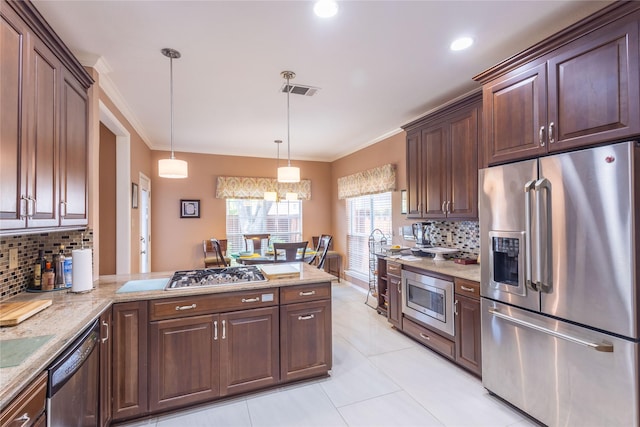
[
  {"xmin": 99, "ymin": 309, "xmax": 112, "ymax": 427},
  {"xmin": 0, "ymin": 6, "xmax": 28, "ymax": 229},
  {"xmin": 27, "ymin": 36, "xmax": 59, "ymax": 228},
  {"xmin": 548, "ymin": 19, "xmax": 640, "ymax": 151},
  {"xmin": 454, "ymin": 295, "xmax": 482, "ymax": 376},
  {"xmin": 448, "ymin": 107, "xmax": 478, "ymax": 219},
  {"xmin": 387, "ymin": 274, "xmax": 402, "ymax": 329},
  {"xmin": 280, "ymin": 299, "xmax": 332, "ymax": 383},
  {"xmin": 406, "ymin": 130, "xmax": 423, "ymax": 218},
  {"xmin": 484, "ymin": 62, "xmax": 547, "ymax": 164},
  {"xmin": 149, "ymin": 314, "xmax": 220, "ymax": 412},
  {"xmin": 112, "ymin": 302, "xmax": 148, "ymax": 421},
  {"xmin": 219, "ymin": 307, "xmax": 279, "ymax": 396},
  {"xmin": 422, "ymin": 125, "xmax": 448, "ymax": 219},
  {"xmin": 59, "ymin": 69, "xmax": 88, "ymax": 226}
]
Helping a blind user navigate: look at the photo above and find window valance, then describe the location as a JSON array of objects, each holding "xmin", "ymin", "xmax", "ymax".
[
  {"xmin": 337, "ymin": 164, "xmax": 396, "ymax": 199},
  {"xmin": 216, "ymin": 176, "xmax": 311, "ymax": 200}
]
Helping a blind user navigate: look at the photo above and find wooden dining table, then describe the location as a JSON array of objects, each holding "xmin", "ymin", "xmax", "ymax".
[{"xmin": 233, "ymin": 251, "xmax": 316, "ymax": 265}]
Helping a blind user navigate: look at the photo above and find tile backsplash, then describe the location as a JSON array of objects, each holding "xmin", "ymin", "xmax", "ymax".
[
  {"xmin": 402, "ymin": 221, "xmax": 479, "ymax": 259},
  {"xmin": 0, "ymin": 229, "xmax": 93, "ymax": 301}
]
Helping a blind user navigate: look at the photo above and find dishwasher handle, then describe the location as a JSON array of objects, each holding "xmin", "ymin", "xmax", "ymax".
[{"xmin": 48, "ymin": 319, "xmax": 100, "ymax": 396}]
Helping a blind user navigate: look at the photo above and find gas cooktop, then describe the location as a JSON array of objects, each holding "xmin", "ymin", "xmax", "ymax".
[{"xmin": 165, "ymin": 266, "xmax": 267, "ymax": 290}]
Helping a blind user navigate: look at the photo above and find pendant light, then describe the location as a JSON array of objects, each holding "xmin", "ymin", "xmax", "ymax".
[
  {"xmin": 158, "ymin": 48, "xmax": 188, "ymax": 179},
  {"xmin": 277, "ymin": 71, "xmax": 301, "ymax": 183},
  {"xmin": 264, "ymin": 140, "xmax": 298, "ymax": 201}
]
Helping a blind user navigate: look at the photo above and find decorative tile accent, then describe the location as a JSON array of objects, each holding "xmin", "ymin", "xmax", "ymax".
[
  {"xmin": 427, "ymin": 221, "xmax": 479, "ymax": 259},
  {"xmin": 0, "ymin": 229, "xmax": 93, "ymax": 301}
]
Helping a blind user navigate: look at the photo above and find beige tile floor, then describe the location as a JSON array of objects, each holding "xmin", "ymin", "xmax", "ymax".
[{"xmin": 117, "ymin": 281, "xmax": 540, "ymax": 427}]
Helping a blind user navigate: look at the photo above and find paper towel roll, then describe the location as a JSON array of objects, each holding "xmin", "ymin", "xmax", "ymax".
[{"xmin": 72, "ymin": 249, "xmax": 93, "ymax": 293}]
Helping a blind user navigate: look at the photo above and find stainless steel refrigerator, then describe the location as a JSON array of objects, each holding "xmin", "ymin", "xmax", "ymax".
[{"xmin": 479, "ymin": 141, "xmax": 640, "ymax": 426}]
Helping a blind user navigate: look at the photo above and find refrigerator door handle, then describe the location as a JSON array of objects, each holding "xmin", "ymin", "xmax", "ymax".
[
  {"xmin": 524, "ymin": 180, "xmax": 536, "ymax": 289},
  {"xmin": 535, "ymin": 178, "xmax": 552, "ymax": 292},
  {"xmin": 487, "ymin": 308, "xmax": 613, "ymax": 352}
]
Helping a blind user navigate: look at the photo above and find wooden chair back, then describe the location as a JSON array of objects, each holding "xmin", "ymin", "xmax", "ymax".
[
  {"xmin": 243, "ymin": 234, "xmax": 271, "ymax": 253},
  {"xmin": 315, "ymin": 235, "xmax": 333, "ymax": 269},
  {"xmin": 273, "ymin": 241, "xmax": 308, "ymax": 262},
  {"xmin": 203, "ymin": 238, "xmax": 228, "ymax": 267}
]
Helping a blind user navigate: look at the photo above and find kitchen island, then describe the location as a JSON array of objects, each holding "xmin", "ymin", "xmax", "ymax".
[{"xmin": 0, "ymin": 263, "xmax": 334, "ymax": 424}]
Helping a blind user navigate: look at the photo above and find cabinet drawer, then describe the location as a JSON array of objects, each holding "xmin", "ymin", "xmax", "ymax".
[
  {"xmin": 455, "ymin": 278, "xmax": 480, "ymax": 300},
  {"xmin": 387, "ymin": 262, "xmax": 401, "ymax": 277},
  {"xmin": 280, "ymin": 282, "xmax": 331, "ymax": 304},
  {"xmin": 0, "ymin": 371, "xmax": 47, "ymax": 427},
  {"xmin": 149, "ymin": 288, "xmax": 279, "ymax": 321},
  {"xmin": 403, "ymin": 317, "xmax": 455, "ymax": 360}
]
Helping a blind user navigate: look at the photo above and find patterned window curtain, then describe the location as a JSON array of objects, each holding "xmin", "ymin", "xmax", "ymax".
[
  {"xmin": 216, "ymin": 176, "xmax": 312, "ymax": 200},
  {"xmin": 337, "ymin": 164, "xmax": 396, "ymax": 199}
]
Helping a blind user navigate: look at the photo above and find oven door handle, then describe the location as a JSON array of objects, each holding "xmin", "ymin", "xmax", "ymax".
[
  {"xmin": 488, "ymin": 308, "xmax": 613, "ymax": 352},
  {"xmin": 524, "ymin": 180, "xmax": 536, "ymax": 290}
]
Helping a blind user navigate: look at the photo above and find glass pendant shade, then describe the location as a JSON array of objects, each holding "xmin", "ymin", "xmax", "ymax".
[
  {"xmin": 158, "ymin": 158, "xmax": 188, "ymax": 178},
  {"xmin": 277, "ymin": 166, "xmax": 300, "ymax": 183}
]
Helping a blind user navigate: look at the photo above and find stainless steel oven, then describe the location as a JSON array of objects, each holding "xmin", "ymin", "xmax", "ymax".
[{"xmin": 401, "ymin": 270, "xmax": 454, "ymax": 337}]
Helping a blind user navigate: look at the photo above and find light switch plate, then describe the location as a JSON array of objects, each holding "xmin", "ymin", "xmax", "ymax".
[{"xmin": 9, "ymin": 248, "xmax": 18, "ymax": 269}]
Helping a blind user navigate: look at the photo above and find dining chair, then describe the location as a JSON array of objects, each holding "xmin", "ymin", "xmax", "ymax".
[
  {"xmin": 273, "ymin": 241, "xmax": 308, "ymax": 262},
  {"xmin": 203, "ymin": 238, "xmax": 228, "ymax": 267},
  {"xmin": 314, "ymin": 235, "xmax": 333, "ymax": 269},
  {"xmin": 243, "ymin": 234, "xmax": 271, "ymax": 254},
  {"xmin": 308, "ymin": 235, "xmax": 332, "ymax": 265}
]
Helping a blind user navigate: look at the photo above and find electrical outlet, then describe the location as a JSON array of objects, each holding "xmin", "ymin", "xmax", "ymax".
[
  {"xmin": 447, "ymin": 231, "xmax": 453, "ymax": 244},
  {"xmin": 9, "ymin": 248, "xmax": 18, "ymax": 269}
]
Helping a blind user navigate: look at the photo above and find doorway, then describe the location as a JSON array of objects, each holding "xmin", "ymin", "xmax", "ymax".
[{"xmin": 139, "ymin": 173, "xmax": 151, "ymax": 273}]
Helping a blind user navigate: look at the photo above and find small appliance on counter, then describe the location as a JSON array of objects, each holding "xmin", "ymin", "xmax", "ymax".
[{"xmin": 411, "ymin": 222, "xmax": 431, "ymax": 247}]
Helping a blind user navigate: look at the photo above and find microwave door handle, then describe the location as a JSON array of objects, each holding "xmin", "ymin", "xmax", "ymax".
[
  {"xmin": 535, "ymin": 178, "xmax": 551, "ymax": 292},
  {"xmin": 524, "ymin": 180, "xmax": 536, "ymax": 289}
]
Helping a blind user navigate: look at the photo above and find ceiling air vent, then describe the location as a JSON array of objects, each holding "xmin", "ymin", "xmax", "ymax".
[{"xmin": 281, "ymin": 83, "xmax": 320, "ymax": 97}]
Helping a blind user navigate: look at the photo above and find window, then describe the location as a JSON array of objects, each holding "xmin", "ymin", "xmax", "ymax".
[
  {"xmin": 226, "ymin": 199, "xmax": 302, "ymax": 253},
  {"xmin": 346, "ymin": 192, "xmax": 392, "ymax": 279}
]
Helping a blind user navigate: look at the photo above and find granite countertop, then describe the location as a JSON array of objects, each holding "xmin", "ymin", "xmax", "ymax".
[
  {"xmin": 381, "ymin": 254, "xmax": 480, "ymax": 282},
  {"xmin": 0, "ymin": 263, "xmax": 334, "ymax": 409}
]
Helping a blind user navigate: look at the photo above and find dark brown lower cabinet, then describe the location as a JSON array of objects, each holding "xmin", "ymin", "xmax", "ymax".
[
  {"xmin": 99, "ymin": 309, "xmax": 112, "ymax": 427},
  {"xmin": 454, "ymin": 278, "xmax": 482, "ymax": 376},
  {"xmin": 219, "ymin": 307, "xmax": 280, "ymax": 396},
  {"xmin": 148, "ymin": 306, "xmax": 279, "ymax": 412},
  {"xmin": 112, "ymin": 301, "xmax": 148, "ymax": 421},
  {"xmin": 387, "ymin": 262, "xmax": 402, "ymax": 329},
  {"xmin": 454, "ymin": 294, "xmax": 482, "ymax": 376},
  {"xmin": 280, "ymin": 299, "xmax": 332, "ymax": 382},
  {"xmin": 149, "ymin": 314, "xmax": 220, "ymax": 412}
]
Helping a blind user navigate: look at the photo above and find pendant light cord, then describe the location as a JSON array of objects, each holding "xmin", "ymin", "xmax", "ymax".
[
  {"xmin": 169, "ymin": 54, "xmax": 175, "ymax": 160},
  {"xmin": 286, "ymin": 74, "xmax": 291, "ymax": 167}
]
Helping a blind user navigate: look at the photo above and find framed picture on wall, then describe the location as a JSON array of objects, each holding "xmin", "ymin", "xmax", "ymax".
[
  {"xmin": 180, "ymin": 199, "xmax": 200, "ymax": 218},
  {"xmin": 132, "ymin": 183, "xmax": 139, "ymax": 209}
]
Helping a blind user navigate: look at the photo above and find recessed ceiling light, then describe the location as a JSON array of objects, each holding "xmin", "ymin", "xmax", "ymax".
[
  {"xmin": 314, "ymin": 0, "xmax": 338, "ymax": 18},
  {"xmin": 450, "ymin": 36, "xmax": 474, "ymax": 51}
]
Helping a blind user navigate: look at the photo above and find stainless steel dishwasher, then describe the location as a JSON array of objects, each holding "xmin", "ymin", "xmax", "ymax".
[{"xmin": 47, "ymin": 319, "xmax": 99, "ymax": 427}]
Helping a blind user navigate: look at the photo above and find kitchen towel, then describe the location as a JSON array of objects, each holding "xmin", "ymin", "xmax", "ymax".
[{"xmin": 72, "ymin": 249, "xmax": 93, "ymax": 293}]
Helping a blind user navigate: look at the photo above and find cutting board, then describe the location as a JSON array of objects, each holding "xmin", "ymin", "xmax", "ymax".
[
  {"xmin": 0, "ymin": 300, "xmax": 52, "ymax": 326},
  {"xmin": 259, "ymin": 263, "xmax": 301, "ymax": 279}
]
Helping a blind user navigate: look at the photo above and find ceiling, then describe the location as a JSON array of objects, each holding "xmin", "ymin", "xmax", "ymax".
[{"xmin": 32, "ymin": 0, "xmax": 611, "ymax": 162}]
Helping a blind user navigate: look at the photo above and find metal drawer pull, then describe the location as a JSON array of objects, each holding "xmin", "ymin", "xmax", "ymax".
[
  {"xmin": 299, "ymin": 290, "xmax": 316, "ymax": 296},
  {"xmin": 213, "ymin": 320, "xmax": 218, "ymax": 340},
  {"xmin": 101, "ymin": 320, "xmax": 109, "ymax": 343},
  {"xmin": 454, "ymin": 300, "xmax": 459, "ymax": 316},
  {"xmin": 460, "ymin": 285, "xmax": 475, "ymax": 293},
  {"xmin": 222, "ymin": 320, "xmax": 226, "ymax": 339},
  {"xmin": 488, "ymin": 308, "xmax": 613, "ymax": 352},
  {"xmin": 15, "ymin": 413, "xmax": 30, "ymax": 426},
  {"xmin": 175, "ymin": 303, "xmax": 197, "ymax": 311},
  {"xmin": 419, "ymin": 333, "xmax": 431, "ymax": 341},
  {"xmin": 242, "ymin": 297, "xmax": 260, "ymax": 303},
  {"xmin": 298, "ymin": 314, "xmax": 315, "ymax": 320}
]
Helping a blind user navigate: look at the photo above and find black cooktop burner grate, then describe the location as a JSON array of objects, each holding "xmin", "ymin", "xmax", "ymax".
[{"xmin": 166, "ymin": 266, "xmax": 267, "ymax": 289}]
